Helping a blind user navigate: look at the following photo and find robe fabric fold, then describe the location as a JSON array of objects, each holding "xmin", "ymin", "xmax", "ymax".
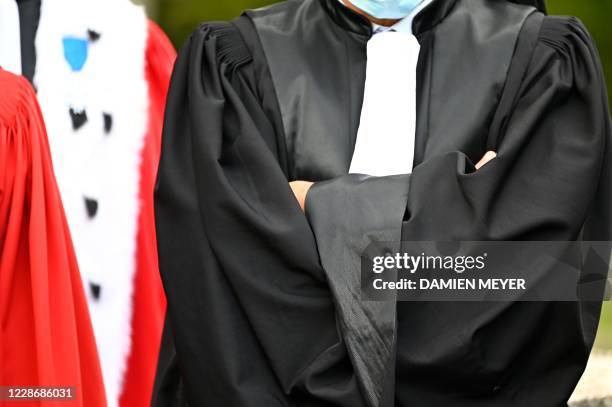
[
  {"xmin": 0, "ymin": 68, "xmax": 106, "ymax": 407},
  {"xmin": 155, "ymin": 0, "xmax": 611, "ymax": 405}
]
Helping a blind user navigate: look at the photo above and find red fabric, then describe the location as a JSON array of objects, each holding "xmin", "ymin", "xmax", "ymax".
[
  {"xmin": 118, "ymin": 21, "xmax": 176, "ymax": 407},
  {"xmin": 0, "ymin": 69, "xmax": 106, "ymax": 407}
]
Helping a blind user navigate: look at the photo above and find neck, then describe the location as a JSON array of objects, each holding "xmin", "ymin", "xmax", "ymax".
[{"xmin": 341, "ymin": 0, "xmax": 401, "ymax": 27}]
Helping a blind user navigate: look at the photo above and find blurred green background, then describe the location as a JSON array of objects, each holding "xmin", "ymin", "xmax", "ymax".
[
  {"xmin": 144, "ymin": 0, "xmax": 612, "ymax": 104},
  {"xmin": 144, "ymin": 0, "xmax": 612, "ymax": 351}
]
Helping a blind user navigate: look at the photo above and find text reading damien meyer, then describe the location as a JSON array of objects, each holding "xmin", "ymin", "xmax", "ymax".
[{"xmin": 371, "ymin": 252, "xmax": 526, "ymax": 291}]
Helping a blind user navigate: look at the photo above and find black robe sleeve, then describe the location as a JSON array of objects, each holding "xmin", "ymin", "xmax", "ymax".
[
  {"xmin": 154, "ymin": 21, "xmax": 366, "ymax": 407},
  {"xmin": 400, "ymin": 16, "xmax": 611, "ymax": 243}
]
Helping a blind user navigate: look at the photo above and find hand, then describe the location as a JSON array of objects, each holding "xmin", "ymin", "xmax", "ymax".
[
  {"xmin": 475, "ymin": 151, "xmax": 497, "ymax": 170},
  {"xmin": 289, "ymin": 181, "xmax": 313, "ymax": 211}
]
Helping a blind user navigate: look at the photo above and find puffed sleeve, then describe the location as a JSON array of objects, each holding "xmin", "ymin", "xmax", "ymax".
[{"xmin": 154, "ymin": 21, "xmax": 367, "ymax": 407}]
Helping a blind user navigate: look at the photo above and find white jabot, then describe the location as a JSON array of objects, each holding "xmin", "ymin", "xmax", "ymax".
[
  {"xmin": 347, "ymin": 0, "xmax": 434, "ymax": 176},
  {"xmin": 0, "ymin": 0, "xmax": 22, "ymax": 75}
]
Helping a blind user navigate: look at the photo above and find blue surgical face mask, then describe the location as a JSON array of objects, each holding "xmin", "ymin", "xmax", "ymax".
[{"xmin": 348, "ymin": 0, "xmax": 424, "ymax": 19}]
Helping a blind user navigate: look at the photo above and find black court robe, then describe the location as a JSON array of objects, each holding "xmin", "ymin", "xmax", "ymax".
[
  {"xmin": 16, "ymin": 0, "xmax": 41, "ymax": 82},
  {"xmin": 153, "ymin": 0, "xmax": 612, "ymax": 406}
]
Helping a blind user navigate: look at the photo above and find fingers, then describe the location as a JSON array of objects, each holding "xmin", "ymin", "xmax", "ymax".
[
  {"xmin": 475, "ymin": 151, "xmax": 497, "ymax": 170},
  {"xmin": 289, "ymin": 181, "xmax": 314, "ymax": 211}
]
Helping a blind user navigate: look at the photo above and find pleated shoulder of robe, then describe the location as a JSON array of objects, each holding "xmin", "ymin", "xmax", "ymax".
[
  {"xmin": 154, "ymin": 0, "xmax": 612, "ymax": 406},
  {"xmin": 0, "ymin": 68, "xmax": 107, "ymax": 407}
]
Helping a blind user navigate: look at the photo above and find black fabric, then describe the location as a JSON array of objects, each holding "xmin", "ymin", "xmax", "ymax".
[
  {"xmin": 395, "ymin": 14, "xmax": 611, "ymax": 407},
  {"xmin": 305, "ymin": 174, "xmax": 410, "ymax": 406},
  {"xmin": 151, "ymin": 316, "xmax": 188, "ymax": 407},
  {"xmin": 89, "ymin": 282, "xmax": 101, "ymax": 300},
  {"xmin": 84, "ymin": 197, "xmax": 98, "ymax": 219},
  {"xmin": 155, "ymin": 19, "xmax": 363, "ymax": 407},
  {"xmin": 103, "ymin": 112, "xmax": 113, "ymax": 134},
  {"xmin": 487, "ymin": 11, "xmax": 544, "ymax": 150},
  {"xmin": 154, "ymin": 0, "xmax": 611, "ymax": 406},
  {"xmin": 69, "ymin": 107, "xmax": 88, "ymax": 130},
  {"xmin": 16, "ymin": 0, "xmax": 40, "ymax": 83},
  {"xmin": 87, "ymin": 29, "xmax": 101, "ymax": 42}
]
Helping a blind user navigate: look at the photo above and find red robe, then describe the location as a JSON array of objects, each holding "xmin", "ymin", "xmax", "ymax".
[
  {"xmin": 0, "ymin": 69, "xmax": 106, "ymax": 406},
  {"xmin": 118, "ymin": 21, "xmax": 176, "ymax": 407}
]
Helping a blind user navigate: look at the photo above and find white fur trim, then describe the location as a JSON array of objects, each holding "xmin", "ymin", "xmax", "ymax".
[{"xmin": 34, "ymin": 1, "xmax": 149, "ymax": 405}]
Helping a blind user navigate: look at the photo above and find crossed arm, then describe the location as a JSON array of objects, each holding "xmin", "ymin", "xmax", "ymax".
[{"xmin": 290, "ymin": 150, "xmax": 497, "ymax": 211}]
